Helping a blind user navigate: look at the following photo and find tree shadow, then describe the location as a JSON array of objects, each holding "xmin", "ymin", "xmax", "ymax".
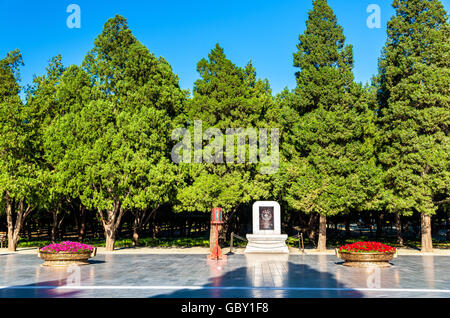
[
  {"xmin": 0, "ymin": 253, "xmax": 13, "ymax": 257},
  {"xmin": 151, "ymin": 255, "xmax": 365, "ymax": 298},
  {"xmin": 0, "ymin": 279, "xmax": 81, "ymax": 298},
  {"xmin": 88, "ymin": 260, "xmax": 105, "ymax": 264},
  {"xmin": 404, "ymin": 243, "xmax": 421, "ymax": 251}
]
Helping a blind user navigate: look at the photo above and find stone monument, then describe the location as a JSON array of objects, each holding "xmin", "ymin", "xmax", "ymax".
[{"xmin": 244, "ymin": 201, "xmax": 289, "ymax": 254}]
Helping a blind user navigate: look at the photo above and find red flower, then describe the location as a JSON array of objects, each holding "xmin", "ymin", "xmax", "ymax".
[{"xmin": 339, "ymin": 241, "xmax": 395, "ymax": 253}]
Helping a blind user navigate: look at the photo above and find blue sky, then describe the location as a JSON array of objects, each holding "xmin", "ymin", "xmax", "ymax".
[{"xmin": 0, "ymin": 0, "xmax": 448, "ymax": 95}]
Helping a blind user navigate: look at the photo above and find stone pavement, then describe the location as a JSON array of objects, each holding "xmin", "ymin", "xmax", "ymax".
[
  {"xmin": 2, "ymin": 246, "xmax": 450, "ymax": 255},
  {"xmin": 0, "ymin": 252, "xmax": 449, "ymax": 298}
]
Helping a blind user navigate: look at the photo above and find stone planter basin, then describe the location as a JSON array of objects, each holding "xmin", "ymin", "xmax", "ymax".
[
  {"xmin": 38, "ymin": 248, "xmax": 97, "ymax": 267},
  {"xmin": 335, "ymin": 248, "xmax": 398, "ymax": 268}
]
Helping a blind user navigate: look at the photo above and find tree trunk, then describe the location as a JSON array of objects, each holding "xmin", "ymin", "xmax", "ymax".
[
  {"xmin": 217, "ymin": 205, "xmax": 240, "ymax": 247},
  {"xmin": 132, "ymin": 229, "xmax": 139, "ymax": 246},
  {"xmin": 78, "ymin": 205, "xmax": 86, "ymax": 242},
  {"xmin": 421, "ymin": 213, "xmax": 433, "ymax": 253},
  {"xmin": 5, "ymin": 193, "xmax": 32, "ymax": 252},
  {"xmin": 105, "ymin": 223, "xmax": 116, "ymax": 252},
  {"xmin": 317, "ymin": 215, "xmax": 327, "ymax": 252},
  {"xmin": 345, "ymin": 219, "xmax": 350, "ymax": 237},
  {"xmin": 308, "ymin": 213, "xmax": 318, "ymax": 243},
  {"xmin": 420, "ymin": 165, "xmax": 433, "ymax": 252},
  {"xmin": 187, "ymin": 219, "xmax": 192, "ymax": 238},
  {"xmin": 180, "ymin": 222, "xmax": 185, "ymax": 238},
  {"xmin": 395, "ymin": 211, "xmax": 404, "ymax": 246},
  {"xmin": 152, "ymin": 216, "xmax": 157, "ymax": 239},
  {"xmin": 446, "ymin": 212, "xmax": 450, "ymax": 241},
  {"xmin": 98, "ymin": 200, "xmax": 125, "ymax": 252},
  {"xmin": 298, "ymin": 213, "xmax": 309, "ymax": 237},
  {"xmin": 132, "ymin": 215, "xmax": 140, "ymax": 247},
  {"xmin": 51, "ymin": 207, "xmax": 59, "ymax": 243},
  {"xmin": 5, "ymin": 193, "xmax": 17, "ymax": 252},
  {"xmin": 376, "ymin": 212, "xmax": 384, "ymax": 239},
  {"xmin": 50, "ymin": 202, "xmax": 66, "ymax": 243},
  {"xmin": 26, "ymin": 221, "xmax": 32, "ymax": 240},
  {"xmin": 131, "ymin": 206, "xmax": 160, "ymax": 247}
]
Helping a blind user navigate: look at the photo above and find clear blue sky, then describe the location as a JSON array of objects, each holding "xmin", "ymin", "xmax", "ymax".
[{"xmin": 0, "ymin": 0, "xmax": 448, "ymax": 95}]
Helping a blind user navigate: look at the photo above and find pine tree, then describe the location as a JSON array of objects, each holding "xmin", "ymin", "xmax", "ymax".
[
  {"xmin": 286, "ymin": 0, "xmax": 382, "ymax": 251},
  {"xmin": 377, "ymin": 0, "xmax": 449, "ymax": 252}
]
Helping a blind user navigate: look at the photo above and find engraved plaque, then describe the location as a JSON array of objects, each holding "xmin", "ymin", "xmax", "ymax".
[{"xmin": 259, "ymin": 206, "xmax": 274, "ymax": 231}]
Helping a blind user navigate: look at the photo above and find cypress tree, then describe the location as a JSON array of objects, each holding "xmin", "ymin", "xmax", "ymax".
[
  {"xmin": 176, "ymin": 44, "xmax": 278, "ymax": 243},
  {"xmin": 26, "ymin": 55, "xmax": 66, "ymax": 242},
  {"xmin": 45, "ymin": 15, "xmax": 185, "ymax": 250},
  {"xmin": 286, "ymin": 0, "xmax": 382, "ymax": 251},
  {"xmin": 377, "ymin": 0, "xmax": 449, "ymax": 252}
]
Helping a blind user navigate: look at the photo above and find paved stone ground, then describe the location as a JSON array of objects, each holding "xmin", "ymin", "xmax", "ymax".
[
  {"xmin": 4, "ymin": 246, "xmax": 450, "ymax": 255},
  {"xmin": 0, "ymin": 253, "xmax": 449, "ymax": 298}
]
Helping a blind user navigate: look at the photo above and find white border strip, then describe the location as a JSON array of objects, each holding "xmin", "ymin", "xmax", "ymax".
[{"xmin": 1, "ymin": 285, "xmax": 450, "ymax": 293}]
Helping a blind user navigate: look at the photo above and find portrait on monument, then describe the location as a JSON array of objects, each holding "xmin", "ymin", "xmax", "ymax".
[{"xmin": 259, "ymin": 206, "xmax": 274, "ymax": 230}]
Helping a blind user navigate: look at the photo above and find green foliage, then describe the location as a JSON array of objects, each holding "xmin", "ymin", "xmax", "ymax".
[
  {"xmin": 17, "ymin": 237, "xmax": 211, "ymax": 248},
  {"xmin": 175, "ymin": 44, "xmax": 278, "ymax": 215},
  {"xmin": 377, "ymin": 0, "xmax": 450, "ymax": 216},
  {"xmin": 1, "ymin": 5, "xmax": 448, "ymax": 249},
  {"xmin": 45, "ymin": 16, "xmax": 184, "ymax": 213},
  {"xmin": 0, "ymin": 50, "xmax": 39, "ymax": 206},
  {"xmin": 293, "ymin": 0, "xmax": 354, "ymax": 115},
  {"xmin": 25, "ymin": 55, "xmax": 67, "ymax": 213},
  {"xmin": 283, "ymin": 0, "xmax": 383, "ymax": 218},
  {"xmin": 34, "ymin": 16, "xmax": 187, "ymax": 250}
]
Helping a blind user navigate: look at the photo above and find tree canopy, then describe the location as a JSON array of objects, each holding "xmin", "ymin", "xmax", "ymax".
[
  {"xmin": 377, "ymin": 0, "xmax": 449, "ymax": 251},
  {"xmin": 283, "ymin": 0, "xmax": 383, "ymax": 251},
  {"xmin": 44, "ymin": 15, "xmax": 186, "ymax": 250},
  {"xmin": 0, "ymin": 1, "xmax": 448, "ymax": 252}
]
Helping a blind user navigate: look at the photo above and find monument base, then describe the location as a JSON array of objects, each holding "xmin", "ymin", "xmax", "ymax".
[{"xmin": 244, "ymin": 234, "xmax": 289, "ymax": 254}]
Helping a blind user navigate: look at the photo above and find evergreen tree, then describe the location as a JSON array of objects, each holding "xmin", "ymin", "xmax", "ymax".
[
  {"xmin": 26, "ymin": 55, "xmax": 67, "ymax": 242},
  {"xmin": 176, "ymin": 44, "xmax": 279, "ymax": 242},
  {"xmin": 46, "ymin": 15, "xmax": 185, "ymax": 250},
  {"xmin": 286, "ymin": 0, "xmax": 382, "ymax": 251},
  {"xmin": 0, "ymin": 50, "xmax": 39, "ymax": 251},
  {"xmin": 377, "ymin": 0, "xmax": 449, "ymax": 252}
]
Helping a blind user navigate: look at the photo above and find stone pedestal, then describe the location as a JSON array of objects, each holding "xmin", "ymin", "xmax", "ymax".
[
  {"xmin": 245, "ymin": 234, "xmax": 289, "ymax": 254},
  {"xmin": 245, "ymin": 201, "xmax": 289, "ymax": 254}
]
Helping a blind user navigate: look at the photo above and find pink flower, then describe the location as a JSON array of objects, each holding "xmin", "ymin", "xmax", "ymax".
[{"xmin": 41, "ymin": 241, "xmax": 94, "ymax": 253}]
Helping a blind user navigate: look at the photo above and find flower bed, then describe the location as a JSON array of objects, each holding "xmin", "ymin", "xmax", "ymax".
[
  {"xmin": 38, "ymin": 241, "xmax": 96, "ymax": 267},
  {"xmin": 336, "ymin": 241, "xmax": 397, "ymax": 267},
  {"xmin": 40, "ymin": 241, "xmax": 95, "ymax": 253},
  {"xmin": 339, "ymin": 241, "xmax": 396, "ymax": 253}
]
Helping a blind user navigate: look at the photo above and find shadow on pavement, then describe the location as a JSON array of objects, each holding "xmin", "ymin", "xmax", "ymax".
[
  {"xmin": 0, "ymin": 279, "xmax": 81, "ymax": 298},
  {"xmin": 152, "ymin": 255, "xmax": 364, "ymax": 298}
]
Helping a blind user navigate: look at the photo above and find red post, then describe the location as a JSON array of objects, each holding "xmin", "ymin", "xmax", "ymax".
[{"xmin": 207, "ymin": 207, "xmax": 227, "ymax": 261}]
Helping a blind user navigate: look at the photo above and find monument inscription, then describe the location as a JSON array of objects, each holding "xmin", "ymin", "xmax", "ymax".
[{"xmin": 259, "ymin": 206, "xmax": 274, "ymax": 231}]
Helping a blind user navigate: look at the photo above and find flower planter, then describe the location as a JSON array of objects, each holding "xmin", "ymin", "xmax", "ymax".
[
  {"xmin": 38, "ymin": 242, "xmax": 97, "ymax": 267},
  {"xmin": 38, "ymin": 248, "xmax": 97, "ymax": 267},
  {"xmin": 335, "ymin": 249, "xmax": 397, "ymax": 267}
]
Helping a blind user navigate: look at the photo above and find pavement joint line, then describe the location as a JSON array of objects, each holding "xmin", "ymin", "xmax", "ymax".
[{"xmin": 1, "ymin": 285, "xmax": 450, "ymax": 293}]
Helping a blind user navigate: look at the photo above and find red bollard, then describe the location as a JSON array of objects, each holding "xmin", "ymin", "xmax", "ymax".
[{"xmin": 207, "ymin": 207, "xmax": 227, "ymax": 261}]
